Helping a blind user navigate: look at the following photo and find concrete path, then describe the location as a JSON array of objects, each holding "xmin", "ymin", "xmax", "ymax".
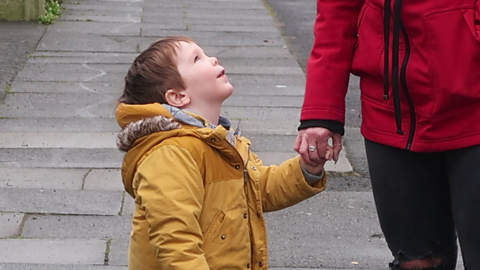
[{"xmin": 0, "ymin": 0, "xmax": 396, "ymax": 269}]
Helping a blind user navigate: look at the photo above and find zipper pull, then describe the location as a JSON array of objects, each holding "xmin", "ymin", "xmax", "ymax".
[{"xmin": 244, "ymin": 169, "xmax": 248, "ymax": 182}]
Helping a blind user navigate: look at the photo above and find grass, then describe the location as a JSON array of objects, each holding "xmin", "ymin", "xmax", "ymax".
[{"xmin": 39, "ymin": 0, "xmax": 63, "ymax": 25}]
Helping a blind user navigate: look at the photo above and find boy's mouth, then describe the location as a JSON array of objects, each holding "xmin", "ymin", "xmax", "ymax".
[{"xmin": 217, "ymin": 69, "xmax": 225, "ymax": 78}]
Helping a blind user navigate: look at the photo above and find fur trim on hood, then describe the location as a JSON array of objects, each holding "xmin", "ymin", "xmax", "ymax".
[{"xmin": 117, "ymin": 115, "xmax": 181, "ymax": 152}]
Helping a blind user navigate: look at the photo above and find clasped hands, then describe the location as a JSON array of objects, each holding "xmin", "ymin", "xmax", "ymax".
[{"xmin": 294, "ymin": 127, "xmax": 343, "ymax": 175}]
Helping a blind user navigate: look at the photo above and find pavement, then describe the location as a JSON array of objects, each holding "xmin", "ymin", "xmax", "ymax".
[{"xmin": 0, "ymin": 0, "xmax": 396, "ymax": 269}]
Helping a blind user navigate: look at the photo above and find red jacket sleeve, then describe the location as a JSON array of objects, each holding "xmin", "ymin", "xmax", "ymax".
[{"xmin": 301, "ymin": 0, "xmax": 365, "ymax": 123}]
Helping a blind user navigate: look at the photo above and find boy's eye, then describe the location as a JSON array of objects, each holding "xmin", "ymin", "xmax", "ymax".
[{"xmin": 194, "ymin": 56, "xmax": 200, "ymax": 62}]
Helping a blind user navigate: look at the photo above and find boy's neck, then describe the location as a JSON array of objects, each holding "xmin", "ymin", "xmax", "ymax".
[{"xmin": 184, "ymin": 103, "xmax": 222, "ymax": 126}]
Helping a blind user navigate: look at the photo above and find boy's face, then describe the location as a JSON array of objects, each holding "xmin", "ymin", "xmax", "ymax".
[{"xmin": 175, "ymin": 41, "xmax": 233, "ymax": 105}]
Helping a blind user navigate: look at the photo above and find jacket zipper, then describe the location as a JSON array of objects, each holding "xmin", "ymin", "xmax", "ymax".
[{"xmin": 400, "ymin": 21, "xmax": 416, "ymax": 150}]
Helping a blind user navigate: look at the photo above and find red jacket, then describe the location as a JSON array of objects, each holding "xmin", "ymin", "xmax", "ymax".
[{"xmin": 301, "ymin": 0, "xmax": 480, "ymax": 152}]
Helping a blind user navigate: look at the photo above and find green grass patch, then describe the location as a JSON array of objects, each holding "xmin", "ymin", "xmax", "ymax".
[{"xmin": 39, "ymin": 0, "xmax": 63, "ymax": 25}]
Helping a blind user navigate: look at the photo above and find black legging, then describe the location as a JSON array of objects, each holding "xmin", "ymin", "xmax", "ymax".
[{"xmin": 365, "ymin": 139, "xmax": 480, "ymax": 270}]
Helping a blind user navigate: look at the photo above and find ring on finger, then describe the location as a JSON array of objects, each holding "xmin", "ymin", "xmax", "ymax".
[{"xmin": 308, "ymin": 145, "xmax": 317, "ymax": 152}]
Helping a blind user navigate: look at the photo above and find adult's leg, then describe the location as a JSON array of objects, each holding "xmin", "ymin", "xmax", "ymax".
[
  {"xmin": 446, "ymin": 145, "xmax": 480, "ymax": 270},
  {"xmin": 365, "ymin": 139, "xmax": 457, "ymax": 270}
]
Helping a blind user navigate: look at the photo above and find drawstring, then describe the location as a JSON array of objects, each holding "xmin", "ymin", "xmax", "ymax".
[{"xmin": 383, "ymin": 0, "xmax": 404, "ymax": 135}]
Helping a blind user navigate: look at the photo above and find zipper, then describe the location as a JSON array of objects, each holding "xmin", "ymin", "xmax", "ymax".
[
  {"xmin": 383, "ymin": 0, "xmax": 391, "ymax": 101},
  {"xmin": 392, "ymin": 0, "xmax": 404, "ymax": 135},
  {"xmin": 400, "ymin": 21, "xmax": 416, "ymax": 149}
]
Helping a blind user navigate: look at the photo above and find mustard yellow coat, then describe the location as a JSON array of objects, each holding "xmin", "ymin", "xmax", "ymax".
[{"xmin": 116, "ymin": 103, "xmax": 327, "ymax": 270}]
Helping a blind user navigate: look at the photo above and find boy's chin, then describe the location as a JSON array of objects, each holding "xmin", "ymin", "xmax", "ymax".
[{"xmin": 222, "ymin": 85, "xmax": 234, "ymax": 99}]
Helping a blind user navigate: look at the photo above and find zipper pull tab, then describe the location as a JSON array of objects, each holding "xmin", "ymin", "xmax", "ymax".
[
  {"xmin": 383, "ymin": 94, "xmax": 389, "ymax": 100},
  {"xmin": 244, "ymin": 169, "xmax": 248, "ymax": 182}
]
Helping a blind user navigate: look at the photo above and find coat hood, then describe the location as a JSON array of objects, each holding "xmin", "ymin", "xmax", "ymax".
[{"xmin": 116, "ymin": 102, "xmax": 235, "ymax": 198}]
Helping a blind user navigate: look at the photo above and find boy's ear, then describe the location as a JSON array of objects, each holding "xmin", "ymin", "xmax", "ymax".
[{"xmin": 164, "ymin": 89, "xmax": 191, "ymax": 107}]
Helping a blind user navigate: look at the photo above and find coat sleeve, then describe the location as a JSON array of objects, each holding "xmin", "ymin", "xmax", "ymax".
[
  {"xmin": 134, "ymin": 145, "xmax": 209, "ymax": 270},
  {"xmin": 252, "ymin": 154, "xmax": 327, "ymax": 212},
  {"xmin": 301, "ymin": 0, "xmax": 364, "ymax": 123}
]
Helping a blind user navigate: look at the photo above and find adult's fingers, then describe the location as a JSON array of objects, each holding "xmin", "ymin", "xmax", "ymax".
[
  {"xmin": 297, "ymin": 134, "xmax": 316, "ymax": 166},
  {"xmin": 331, "ymin": 132, "xmax": 343, "ymax": 163},
  {"xmin": 305, "ymin": 128, "xmax": 330, "ymax": 161},
  {"xmin": 325, "ymin": 145, "xmax": 334, "ymax": 160},
  {"xmin": 294, "ymin": 132, "xmax": 303, "ymax": 153}
]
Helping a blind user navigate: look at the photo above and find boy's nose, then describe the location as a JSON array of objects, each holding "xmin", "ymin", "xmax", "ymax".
[{"xmin": 210, "ymin": 57, "xmax": 218, "ymax": 65}]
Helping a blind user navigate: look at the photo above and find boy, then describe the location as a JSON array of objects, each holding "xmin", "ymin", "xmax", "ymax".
[{"xmin": 116, "ymin": 36, "xmax": 331, "ymax": 270}]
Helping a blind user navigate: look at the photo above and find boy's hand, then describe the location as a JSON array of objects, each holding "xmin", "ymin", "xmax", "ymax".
[{"xmin": 299, "ymin": 146, "xmax": 333, "ymax": 175}]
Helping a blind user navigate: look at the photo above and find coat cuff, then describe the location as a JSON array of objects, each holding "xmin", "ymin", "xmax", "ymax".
[
  {"xmin": 301, "ymin": 167, "xmax": 325, "ymax": 185},
  {"xmin": 298, "ymin": 119, "xmax": 345, "ymax": 136},
  {"xmin": 293, "ymin": 157, "xmax": 327, "ymax": 195}
]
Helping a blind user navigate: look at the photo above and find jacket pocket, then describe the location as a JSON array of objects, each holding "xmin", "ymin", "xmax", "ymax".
[
  {"xmin": 425, "ymin": 7, "xmax": 480, "ymax": 114},
  {"xmin": 351, "ymin": 4, "xmax": 384, "ymax": 86},
  {"xmin": 203, "ymin": 210, "xmax": 226, "ymax": 242}
]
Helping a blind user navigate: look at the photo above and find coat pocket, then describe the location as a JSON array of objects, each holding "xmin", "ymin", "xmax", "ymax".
[
  {"xmin": 203, "ymin": 209, "xmax": 226, "ymax": 242},
  {"xmin": 425, "ymin": 7, "xmax": 480, "ymax": 114},
  {"xmin": 351, "ymin": 4, "xmax": 384, "ymax": 80}
]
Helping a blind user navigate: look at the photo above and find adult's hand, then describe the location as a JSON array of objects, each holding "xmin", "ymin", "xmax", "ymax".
[{"xmin": 294, "ymin": 127, "xmax": 342, "ymax": 166}]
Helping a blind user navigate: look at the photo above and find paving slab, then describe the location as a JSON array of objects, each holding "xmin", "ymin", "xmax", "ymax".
[
  {"xmin": 227, "ymin": 74, "xmax": 306, "ymax": 86},
  {"xmin": 27, "ymin": 49, "xmax": 295, "ymax": 63},
  {"xmin": 0, "ymin": 93, "xmax": 118, "ymax": 118},
  {"xmin": 15, "ymin": 63, "xmax": 302, "ymax": 85},
  {"xmin": 0, "ymin": 168, "xmax": 86, "ymax": 190},
  {"xmin": 0, "ymin": 264, "xmax": 128, "ymax": 270},
  {"xmin": 143, "ymin": 2, "xmax": 266, "ymax": 10},
  {"xmin": 142, "ymin": 16, "xmax": 275, "ymax": 26},
  {"xmin": 109, "ymin": 239, "xmax": 129, "ymax": 266},
  {"xmin": 186, "ymin": 24, "xmax": 279, "ymax": 33},
  {"xmin": 22, "ymin": 215, "xmax": 131, "ymax": 239},
  {"xmin": 0, "ymin": 118, "xmax": 119, "ymax": 132},
  {"xmin": 84, "ymin": 169, "xmax": 123, "ymax": 191},
  {"xmin": 62, "ymin": 3, "xmax": 142, "ymax": 12},
  {"xmin": 16, "ymin": 63, "xmax": 127, "ymax": 82},
  {"xmin": 229, "ymin": 119, "xmax": 300, "ymax": 135},
  {"xmin": 0, "ymin": 148, "xmax": 122, "ymax": 168},
  {"xmin": 213, "ymin": 46, "xmax": 294, "ymax": 59},
  {"xmin": 1, "ymin": 94, "xmax": 303, "ymax": 119},
  {"xmin": 0, "ymin": 132, "xmax": 117, "ymax": 149},
  {"xmin": 47, "ymin": 21, "xmax": 140, "ymax": 36},
  {"xmin": 140, "ymin": 31, "xmax": 284, "ymax": 48},
  {"xmin": 224, "ymin": 95, "xmax": 302, "ymax": 108},
  {"xmin": 28, "ymin": 53, "xmax": 136, "ymax": 65},
  {"xmin": 11, "ymin": 80, "xmax": 305, "ymax": 96},
  {"xmin": 265, "ymin": 191, "xmax": 390, "ymax": 269},
  {"xmin": 231, "ymin": 84, "xmax": 306, "ymax": 96},
  {"xmin": 344, "ymin": 127, "xmax": 369, "ymax": 176},
  {"xmin": 0, "ymin": 213, "xmax": 24, "ymax": 238},
  {"xmin": 0, "ymin": 239, "xmax": 107, "ymax": 264},
  {"xmin": 62, "ymin": 8, "xmax": 139, "ymax": 17},
  {"xmin": 221, "ymin": 107, "xmax": 300, "ymax": 121},
  {"xmin": 0, "ymin": 22, "xmax": 46, "ymax": 103},
  {"xmin": 37, "ymin": 32, "xmax": 139, "ymax": 53},
  {"xmin": 10, "ymin": 81, "xmax": 122, "ymax": 94},
  {"xmin": 122, "ymin": 195, "xmax": 136, "ymax": 217},
  {"xmin": 0, "ymin": 189, "xmax": 123, "ymax": 215},
  {"xmin": 60, "ymin": 15, "xmax": 141, "ymax": 23}
]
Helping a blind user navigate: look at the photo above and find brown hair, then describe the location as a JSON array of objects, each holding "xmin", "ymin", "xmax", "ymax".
[{"xmin": 118, "ymin": 36, "xmax": 195, "ymax": 104}]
